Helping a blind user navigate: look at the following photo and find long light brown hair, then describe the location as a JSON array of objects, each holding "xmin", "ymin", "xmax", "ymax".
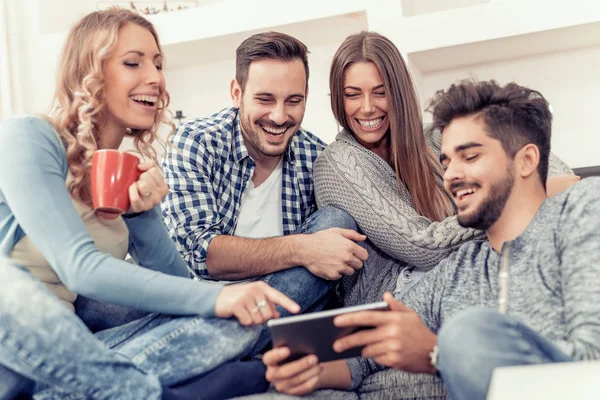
[
  {"xmin": 50, "ymin": 8, "xmax": 172, "ymax": 206},
  {"xmin": 329, "ymin": 31, "xmax": 453, "ymax": 221}
]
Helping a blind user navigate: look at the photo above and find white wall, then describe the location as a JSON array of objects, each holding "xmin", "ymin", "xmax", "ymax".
[
  {"xmin": 39, "ymin": 0, "xmax": 94, "ymax": 34},
  {"xmin": 401, "ymin": 0, "xmax": 487, "ymax": 17},
  {"xmin": 418, "ymin": 45, "xmax": 600, "ymax": 169},
  {"xmin": 3, "ymin": 0, "xmax": 599, "ymax": 169},
  {"xmin": 8, "ymin": 0, "xmax": 41, "ymax": 115},
  {"xmin": 0, "ymin": 0, "xmax": 94, "ymax": 117}
]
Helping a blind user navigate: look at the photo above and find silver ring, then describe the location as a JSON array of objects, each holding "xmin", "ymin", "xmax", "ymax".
[{"xmin": 251, "ymin": 300, "xmax": 268, "ymax": 313}]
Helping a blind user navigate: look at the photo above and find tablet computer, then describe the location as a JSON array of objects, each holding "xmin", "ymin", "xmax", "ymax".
[{"xmin": 267, "ymin": 301, "xmax": 389, "ymax": 363}]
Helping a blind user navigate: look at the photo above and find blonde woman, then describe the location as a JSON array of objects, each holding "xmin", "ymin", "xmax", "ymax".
[{"xmin": 0, "ymin": 9, "xmax": 298, "ymax": 400}]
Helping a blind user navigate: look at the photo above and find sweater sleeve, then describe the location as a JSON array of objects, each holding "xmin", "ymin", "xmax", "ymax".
[
  {"xmin": 345, "ymin": 253, "xmax": 452, "ymax": 390},
  {"xmin": 553, "ymin": 178, "xmax": 600, "ymax": 360},
  {"xmin": 346, "ymin": 357, "xmax": 386, "ymax": 391},
  {"xmin": 0, "ymin": 117, "xmax": 222, "ymax": 316},
  {"xmin": 314, "ymin": 139, "xmax": 483, "ymax": 270},
  {"xmin": 124, "ymin": 205, "xmax": 191, "ymax": 278}
]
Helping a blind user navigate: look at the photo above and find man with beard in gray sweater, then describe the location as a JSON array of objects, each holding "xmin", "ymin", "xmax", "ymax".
[{"xmin": 262, "ymin": 79, "xmax": 600, "ymax": 400}]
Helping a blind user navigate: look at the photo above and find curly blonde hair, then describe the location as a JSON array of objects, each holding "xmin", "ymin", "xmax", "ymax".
[{"xmin": 50, "ymin": 8, "xmax": 172, "ymax": 206}]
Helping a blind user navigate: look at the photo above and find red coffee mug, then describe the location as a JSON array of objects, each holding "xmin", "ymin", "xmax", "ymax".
[{"xmin": 91, "ymin": 149, "xmax": 141, "ymax": 214}]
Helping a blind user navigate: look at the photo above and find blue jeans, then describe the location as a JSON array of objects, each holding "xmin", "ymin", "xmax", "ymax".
[
  {"xmin": 75, "ymin": 295, "xmax": 149, "ymax": 333},
  {"xmin": 0, "ymin": 261, "xmax": 162, "ymax": 400},
  {"xmin": 436, "ymin": 308, "xmax": 573, "ymax": 400},
  {"xmin": 0, "ymin": 362, "xmax": 33, "ymax": 399},
  {"xmin": 248, "ymin": 206, "xmax": 357, "ymax": 355},
  {"xmin": 0, "ymin": 206, "xmax": 356, "ymax": 400}
]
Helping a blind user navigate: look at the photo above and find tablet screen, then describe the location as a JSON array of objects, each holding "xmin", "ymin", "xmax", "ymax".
[{"xmin": 267, "ymin": 301, "xmax": 389, "ymax": 363}]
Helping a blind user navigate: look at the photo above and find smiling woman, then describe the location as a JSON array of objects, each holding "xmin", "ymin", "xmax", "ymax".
[
  {"xmin": 316, "ymin": 32, "xmax": 478, "ymax": 299},
  {"xmin": 342, "ymin": 61, "xmax": 390, "ymax": 159},
  {"xmin": 103, "ymin": 23, "xmax": 164, "ymax": 139},
  {"xmin": 0, "ymin": 8, "xmax": 300, "ymax": 400},
  {"xmin": 51, "ymin": 9, "xmax": 170, "ymax": 205}
]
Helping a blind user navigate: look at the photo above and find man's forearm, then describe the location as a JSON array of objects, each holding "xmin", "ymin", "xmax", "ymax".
[
  {"xmin": 206, "ymin": 234, "xmax": 307, "ymax": 280},
  {"xmin": 317, "ymin": 360, "xmax": 352, "ymax": 390}
]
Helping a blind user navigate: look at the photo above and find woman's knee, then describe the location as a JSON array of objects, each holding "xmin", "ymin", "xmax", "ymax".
[{"xmin": 313, "ymin": 206, "xmax": 357, "ymax": 231}]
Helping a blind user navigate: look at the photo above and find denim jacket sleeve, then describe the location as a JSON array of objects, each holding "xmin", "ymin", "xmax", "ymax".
[{"xmin": 0, "ymin": 117, "xmax": 222, "ymax": 316}]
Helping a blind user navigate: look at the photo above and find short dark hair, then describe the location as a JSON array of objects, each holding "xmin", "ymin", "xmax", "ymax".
[
  {"xmin": 235, "ymin": 31, "xmax": 309, "ymax": 91},
  {"xmin": 428, "ymin": 79, "xmax": 552, "ymax": 188}
]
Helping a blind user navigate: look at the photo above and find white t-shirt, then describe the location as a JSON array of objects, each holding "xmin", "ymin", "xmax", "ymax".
[{"xmin": 234, "ymin": 159, "xmax": 284, "ymax": 239}]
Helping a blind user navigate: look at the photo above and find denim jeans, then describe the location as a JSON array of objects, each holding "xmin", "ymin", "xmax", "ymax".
[
  {"xmin": 249, "ymin": 205, "xmax": 357, "ymax": 355},
  {"xmin": 0, "ymin": 261, "xmax": 162, "ymax": 400},
  {"xmin": 436, "ymin": 308, "xmax": 573, "ymax": 400},
  {"xmin": 75, "ymin": 295, "xmax": 149, "ymax": 333},
  {"xmin": 0, "ymin": 362, "xmax": 33, "ymax": 400},
  {"xmin": 167, "ymin": 359, "xmax": 269, "ymax": 400},
  {"xmin": 1, "ymin": 206, "xmax": 356, "ymax": 400}
]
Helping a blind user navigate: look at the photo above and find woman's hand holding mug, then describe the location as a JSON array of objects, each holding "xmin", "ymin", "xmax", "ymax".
[{"xmin": 128, "ymin": 160, "xmax": 169, "ymax": 213}]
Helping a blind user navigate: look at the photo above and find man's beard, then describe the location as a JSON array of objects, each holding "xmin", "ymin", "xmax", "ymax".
[
  {"xmin": 239, "ymin": 103, "xmax": 295, "ymax": 158},
  {"xmin": 457, "ymin": 166, "xmax": 515, "ymax": 230}
]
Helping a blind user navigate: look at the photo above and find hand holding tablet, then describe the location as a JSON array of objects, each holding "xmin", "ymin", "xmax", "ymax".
[
  {"xmin": 264, "ymin": 293, "xmax": 438, "ymax": 396},
  {"xmin": 267, "ymin": 301, "xmax": 390, "ymax": 363}
]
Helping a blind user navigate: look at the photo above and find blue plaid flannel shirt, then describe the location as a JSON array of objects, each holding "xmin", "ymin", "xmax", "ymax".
[{"xmin": 161, "ymin": 107, "xmax": 326, "ymax": 279}]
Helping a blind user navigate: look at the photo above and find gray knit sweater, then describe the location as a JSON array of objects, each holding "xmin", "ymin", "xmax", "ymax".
[
  {"xmin": 314, "ymin": 129, "xmax": 573, "ymax": 304},
  {"xmin": 347, "ymin": 177, "xmax": 600, "ymax": 390},
  {"xmin": 314, "ymin": 130, "xmax": 483, "ymax": 271}
]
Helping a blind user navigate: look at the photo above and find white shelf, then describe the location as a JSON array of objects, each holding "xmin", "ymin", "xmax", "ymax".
[
  {"xmin": 147, "ymin": 0, "xmax": 368, "ymax": 47},
  {"xmin": 395, "ymin": 0, "xmax": 600, "ymax": 55},
  {"xmin": 409, "ymin": 21, "xmax": 600, "ymax": 73},
  {"xmin": 160, "ymin": 11, "xmax": 368, "ymax": 69},
  {"xmin": 148, "ymin": 0, "xmax": 600, "ymax": 74}
]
